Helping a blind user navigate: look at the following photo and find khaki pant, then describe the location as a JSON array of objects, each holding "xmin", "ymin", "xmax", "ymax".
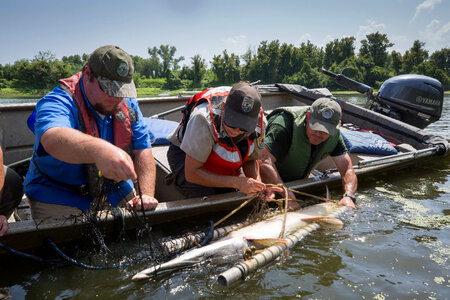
[{"xmin": 28, "ymin": 190, "xmax": 136, "ymax": 220}]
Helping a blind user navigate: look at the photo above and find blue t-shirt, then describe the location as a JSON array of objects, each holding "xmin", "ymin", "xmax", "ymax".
[{"xmin": 24, "ymin": 85, "xmax": 154, "ymax": 211}]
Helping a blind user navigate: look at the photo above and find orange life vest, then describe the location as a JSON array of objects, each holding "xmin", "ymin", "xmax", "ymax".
[
  {"xmin": 183, "ymin": 86, "xmax": 263, "ymax": 176},
  {"xmin": 58, "ymin": 72, "xmax": 133, "ymax": 152}
]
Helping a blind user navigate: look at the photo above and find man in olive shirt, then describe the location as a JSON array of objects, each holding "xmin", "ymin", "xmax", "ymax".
[{"xmin": 259, "ymin": 98, "xmax": 357, "ymax": 210}]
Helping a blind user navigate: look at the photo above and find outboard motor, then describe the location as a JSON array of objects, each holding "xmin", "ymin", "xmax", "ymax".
[
  {"xmin": 374, "ymin": 75, "xmax": 444, "ymax": 129},
  {"xmin": 321, "ymin": 68, "xmax": 444, "ymax": 129}
]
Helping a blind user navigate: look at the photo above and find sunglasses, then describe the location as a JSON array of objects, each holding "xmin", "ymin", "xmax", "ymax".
[{"xmin": 225, "ymin": 123, "xmax": 247, "ymax": 133}]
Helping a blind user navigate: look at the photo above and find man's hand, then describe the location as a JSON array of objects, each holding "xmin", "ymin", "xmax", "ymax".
[
  {"xmin": 263, "ymin": 185, "xmax": 284, "ymax": 200},
  {"xmin": 287, "ymin": 199, "xmax": 300, "ymax": 210},
  {"xmin": 262, "ymin": 186, "xmax": 300, "ymax": 211},
  {"xmin": 95, "ymin": 147, "xmax": 137, "ymax": 182},
  {"xmin": 0, "ymin": 215, "xmax": 8, "ymax": 237},
  {"xmin": 236, "ymin": 177, "xmax": 266, "ymax": 195},
  {"xmin": 339, "ymin": 196, "xmax": 356, "ymax": 209},
  {"xmin": 41, "ymin": 128, "xmax": 138, "ymax": 183},
  {"xmin": 126, "ymin": 194, "xmax": 158, "ymax": 211}
]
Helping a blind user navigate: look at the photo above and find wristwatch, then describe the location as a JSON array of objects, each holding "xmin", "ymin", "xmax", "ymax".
[{"xmin": 343, "ymin": 193, "xmax": 356, "ymax": 203}]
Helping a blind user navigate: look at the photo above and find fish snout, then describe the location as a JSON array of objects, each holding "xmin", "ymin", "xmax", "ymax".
[{"xmin": 132, "ymin": 272, "xmax": 151, "ymax": 281}]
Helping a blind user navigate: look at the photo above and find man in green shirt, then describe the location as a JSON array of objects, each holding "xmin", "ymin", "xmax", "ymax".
[{"xmin": 259, "ymin": 98, "xmax": 357, "ymax": 210}]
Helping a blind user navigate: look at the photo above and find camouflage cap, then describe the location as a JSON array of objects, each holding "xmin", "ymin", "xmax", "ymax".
[
  {"xmin": 309, "ymin": 98, "xmax": 342, "ymax": 135},
  {"xmin": 87, "ymin": 45, "xmax": 137, "ymax": 98}
]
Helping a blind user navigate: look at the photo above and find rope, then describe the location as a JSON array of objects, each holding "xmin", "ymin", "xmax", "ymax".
[
  {"xmin": 288, "ymin": 188, "xmax": 338, "ymax": 203},
  {"xmin": 199, "ymin": 220, "xmax": 214, "ymax": 246},
  {"xmin": 213, "ymin": 194, "xmax": 259, "ymax": 228},
  {"xmin": 45, "ymin": 237, "xmax": 155, "ymax": 270},
  {"xmin": 278, "ymin": 185, "xmax": 289, "ymax": 238},
  {"xmin": 0, "ymin": 242, "xmax": 47, "ymax": 264},
  {"xmin": 134, "ymin": 176, "xmax": 150, "ymax": 230}
]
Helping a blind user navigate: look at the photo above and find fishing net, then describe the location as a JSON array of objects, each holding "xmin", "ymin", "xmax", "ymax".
[{"xmin": 4, "ymin": 176, "xmax": 319, "ymax": 272}]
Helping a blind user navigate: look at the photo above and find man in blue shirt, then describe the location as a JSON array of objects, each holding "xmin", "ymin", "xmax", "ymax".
[{"xmin": 24, "ymin": 45, "xmax": 158, "ymax": 219}]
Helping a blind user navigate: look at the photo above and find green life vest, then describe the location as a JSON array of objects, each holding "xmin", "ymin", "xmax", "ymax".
[{"xmin": 268, "ymin": 106, "xmax": 341, "ymax": 182}]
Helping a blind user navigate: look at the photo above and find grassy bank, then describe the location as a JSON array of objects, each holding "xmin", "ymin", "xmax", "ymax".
[
  {"xmin": 1, "ymin": 87, "xmax": 449, "ymax": 99},
  {"xmin": 0, "ymin": 87, "xmax": 191, "ymax": 99},
  {"xmin": 0, "ymin": 88, "xmax": 45, "ymax": 98}
]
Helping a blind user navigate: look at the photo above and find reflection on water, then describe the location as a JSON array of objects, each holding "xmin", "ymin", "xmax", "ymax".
[{"xmin": 0, "ymin": 95, "xmax": 449, "ymax": 299}]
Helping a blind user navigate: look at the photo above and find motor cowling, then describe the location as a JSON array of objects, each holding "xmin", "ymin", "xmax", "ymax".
[{"xmin": 376, "ymin": 74, "xmax": 444, "ymax": 129}]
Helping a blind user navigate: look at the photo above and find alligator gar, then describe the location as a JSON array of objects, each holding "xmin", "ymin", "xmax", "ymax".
[{"xmin": 132, "ymin": 202, "xmax": 342, "ymax": 281}]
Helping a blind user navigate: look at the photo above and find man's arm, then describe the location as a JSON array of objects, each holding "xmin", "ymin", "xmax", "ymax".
[
  {"xmin": 242, "ymin": 160, "xmax": 260, "ymax": 181},
  {"xmin": 127, "ymin": 148, "xmax": 158, "ymax": 210},
  {"xmin": 0, "ymin": 215, "xmax": 7, "ymax": 236},
  {"xmin": 41, "ymin": 127, "xmax": 136, "ymax": 182},
  {"xmin": 0, "ymin": 147, "xmax": 7, "ymax": 236},
  {"xmin": 332, "ymin": 153, "xmax": 357, "ymax": 209},
  {"xmin": 259, "ymin": 147, "xmax": 299, "ymax": 210},
  {"xmin": 0, "ymin": 146, "xmax": 4, "ymax": 193},
  {"xmin": 184, "ymin": 154, "xmax": 266, "ymax": 195}
]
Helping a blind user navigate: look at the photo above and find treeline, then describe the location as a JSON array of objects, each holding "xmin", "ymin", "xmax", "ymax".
[{"xmin": 0, "ymin": 32, "xmax": 449, "ymax": 93}]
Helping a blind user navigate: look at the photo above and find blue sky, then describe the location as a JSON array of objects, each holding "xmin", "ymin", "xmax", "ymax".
[{"xmin": 0, "ymin": 0, "xmax": 448, "ymax": 67}]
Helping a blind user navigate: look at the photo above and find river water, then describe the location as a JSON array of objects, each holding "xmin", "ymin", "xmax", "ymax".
[{"xmin": 0, "ymin": 95, "xmax": 449, "ymax": 299}]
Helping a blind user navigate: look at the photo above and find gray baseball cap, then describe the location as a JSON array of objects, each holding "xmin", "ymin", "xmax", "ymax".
[
  {"xmin": 88, "ymin": 45, "xmax": 137, "ymax": 98},
  {"xmin": 223, "ymin": 82, "xmax": 262, "ymax": 133},
  {"xmin": 309, "ymin": 98, "xmax": 342, "ymax": 135}
]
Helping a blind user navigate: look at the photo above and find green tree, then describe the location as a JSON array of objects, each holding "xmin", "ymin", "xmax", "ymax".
[
  {"xmin": 241, "ymin": 48, "xmax": 260, "ymax": 83},
  {"xmin": 61, "ymin": 54, "xmax": 85, "ymax": 74},
  {"xmin": 0, "ymin": 64, "xmax": 7, "ymax": 88},
  {"xmin": 146, "ymin": 47, "xmax": 164, "ymax": 78},
  {"xmin": 152, "ymin": 45, "xmax": 184, "ymax": 77},
  {"xmin": 284, "ymin": 61, "xmax": 322, "ymax": 88},
  {"xmin": 163, "ymin": 70, "xmax": 183, "ymax": 90},
  {"xmin": 359, "ymin": 32, "xmax": 393, "ymax": 67},
  {"xmin": 190, "ymin": 55, "xmax": 206, "ymax": 88},
  {"xmin": 402, "ymin": 40, "xmax": 429, "ymax": 73},
  {"xmin": 324, "ymin": 37, "xmax": 356, "ymax": 68},
  {"xmin": 211, "ymin": 54, "xmax": 225, "ymax": 84},
  {"xmin": 355, "ymin": 54, "xmax": 376, "ymax": 86},
  {"xmin": 389, "ymin": 51, "xmax": 403, "ymax": 75},
  {"xmin": 255, "ymin": 40, "xmax": 281, "ymax": 83},
  {"xmin": 211, "ymin": 50, "xmax": 240, "ymax": 84},
  {"xmin": 416, "ymin": 48, "xmax": 450, "ymax": 89},
  {"xmin": 298, "ymin": 41, "xmax": 323, "ymax": 69},
  {"xmin": 429, "ymin": 48, "xmax": 449, "ymax": 74},
  {"xmin": 14, "ymin": 51, "xmax": 72, "ymax": 90},
  {"xmin": 278, "ymin": 43, "xmax": 306, "ymax": 78},
  {"xmin": 278, "ymin": 43, "xmax": 294, "ymax": 78}
]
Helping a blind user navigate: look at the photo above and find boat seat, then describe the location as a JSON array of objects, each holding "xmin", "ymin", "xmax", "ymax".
[
  {"xmin": 152, "ymin": 145, "xmax": 172, "ymax": 174},
  {"xmin": 313, "ymin": 142, "xmax": 417, "ymax": 174},
  {"xmin": 314, "ymin": 153, "xmax": 384, "ymax": 173},
  {"xmin": 152, "ymin": 145, "xmax": 185, "ymax": 201},
  {"xmin": 395, "ymin": 143, "xmax": 417, "ymax": 152}
]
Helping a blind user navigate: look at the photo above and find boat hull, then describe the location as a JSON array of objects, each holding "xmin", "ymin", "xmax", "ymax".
[{"xmin": 0, "ymin": 84, "xmax": 448, "ymax": 254}]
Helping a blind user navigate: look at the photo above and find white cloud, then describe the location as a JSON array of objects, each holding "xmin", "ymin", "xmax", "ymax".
[
  {"xmin": 411, "ymin": 0, "xmax": 442, "ymax": 23},
  {"xmin": 390, "ymin": 35, "xmax": 409, "ymax": 53},
  {"xmin": 419, "ymin": 19, "xmax": 450, "ymax": 51},
  {"xmin": 319, "ymin": 35, "xmax": 334, "ymax": 48},
  {"xmin": 357, "ymin": 19, "xmax": 388, "ymax": 41},
  {"xmin": 296, "ymin": 33, "xmax": 312, "ymax": 46},
  {"xmin": 355, "ymin": 19, "xmax": 388, "ymax": 50},
  {"xmin": 221, "ymin": 35, "xmax": 249, "ymax": 55}
]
